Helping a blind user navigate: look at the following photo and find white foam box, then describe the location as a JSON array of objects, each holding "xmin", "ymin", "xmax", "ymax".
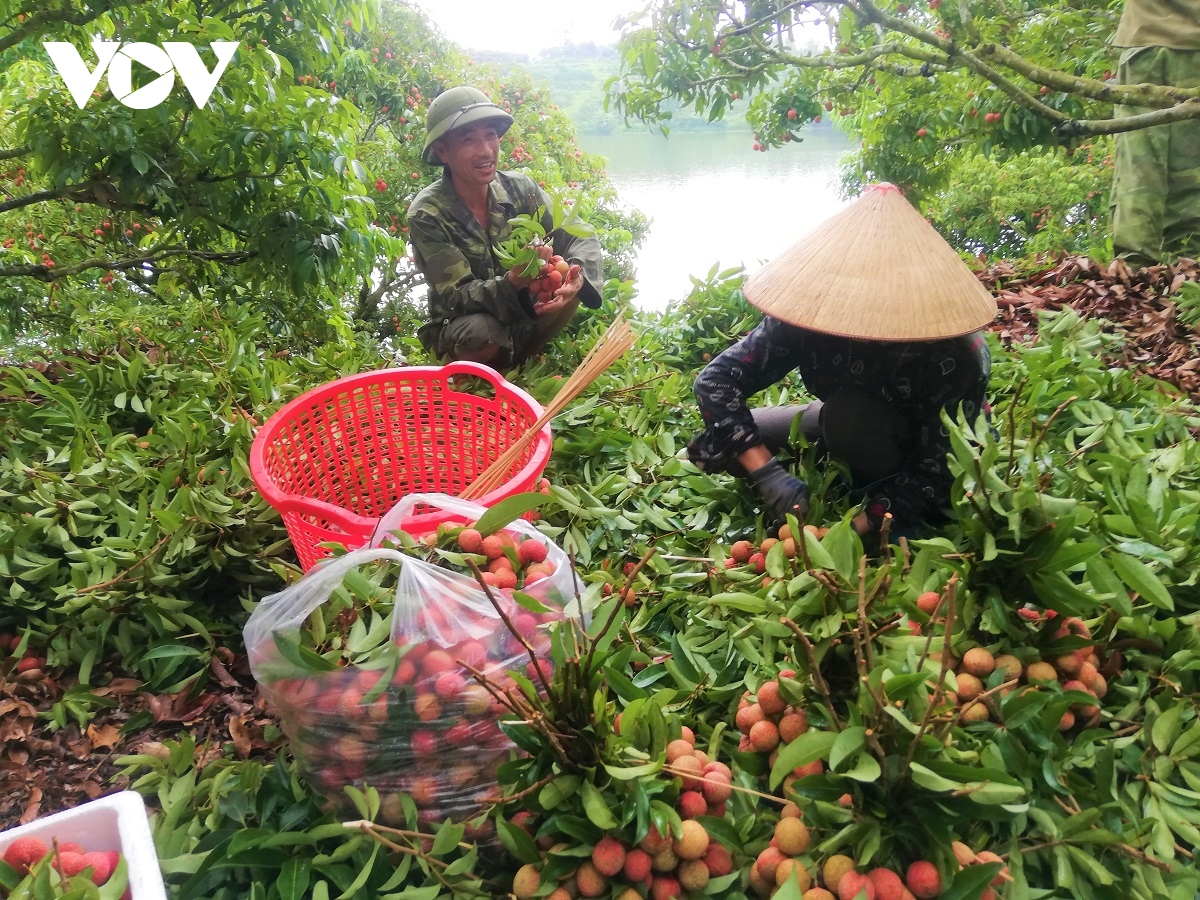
[{"xmin": 0, "ymin": 791, "xmax": 167, "ymax": 900}]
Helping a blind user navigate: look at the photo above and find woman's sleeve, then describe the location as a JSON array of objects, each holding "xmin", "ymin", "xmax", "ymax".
[{"xmin": 687, "ymin": 316, "xmax": 807, "ymax": 474}]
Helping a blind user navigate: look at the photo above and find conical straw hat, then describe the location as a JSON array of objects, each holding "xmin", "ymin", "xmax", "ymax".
[{"xmin": 742, "ymin": 183, "xmax": 997, "ymax": 341}]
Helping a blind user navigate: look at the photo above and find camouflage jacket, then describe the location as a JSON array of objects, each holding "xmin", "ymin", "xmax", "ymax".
[{"xmin": 407, "ymin": 171, "xmax": 603, "ymax": 353}]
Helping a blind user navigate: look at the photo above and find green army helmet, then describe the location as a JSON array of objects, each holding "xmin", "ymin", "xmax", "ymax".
[{"xmin": 421, "ymin": 86, "xmax": 514, "ymax": 165}]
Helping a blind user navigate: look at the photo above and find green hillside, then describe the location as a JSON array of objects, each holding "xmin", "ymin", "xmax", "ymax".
[{"xmin": 474, "ymin": 43, "xmax": 751, "ymax": 134}]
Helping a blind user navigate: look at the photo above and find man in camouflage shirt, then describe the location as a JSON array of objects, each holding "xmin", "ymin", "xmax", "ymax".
[
  {"xmin": 407, "ymin": 86, "xmax": 603, "ymax": 367},
  {"xmin": 1111, "ymin": 0, "xmax": 1200, "ymax": 266}
]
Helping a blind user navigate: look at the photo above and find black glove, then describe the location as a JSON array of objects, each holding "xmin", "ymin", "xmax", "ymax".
[{"xmin": 748, "ymin": 459, "xmax": 810, "ymax": 522}]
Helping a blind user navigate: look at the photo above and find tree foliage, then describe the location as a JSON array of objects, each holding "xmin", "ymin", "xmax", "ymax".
[
  {"xmin": 0, "ymin": 0, "xmax": 646, "ymax": 349},
  {"xmin": 603, "ymin": 0, "xmax": 1195, "ymax": 256}
]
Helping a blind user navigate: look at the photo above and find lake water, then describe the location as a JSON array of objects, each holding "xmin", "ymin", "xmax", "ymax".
[{"xmin": 577, "ymin": 127, "xmax": 856, "ymax": 311}]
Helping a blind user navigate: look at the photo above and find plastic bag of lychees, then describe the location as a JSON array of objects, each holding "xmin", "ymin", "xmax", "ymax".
[{"xmin": 243, "ymin": 494, "xmax": 575, "ymax": 831}]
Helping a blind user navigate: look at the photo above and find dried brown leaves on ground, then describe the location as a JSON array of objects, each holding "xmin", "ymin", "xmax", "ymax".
[
  {"xmin": 0, "ymin": 651, "xmax": 280, "ymax": 830},
  {"xmin": 981, "ymin": 255, "xmax": 1200, "ymax": 401}
]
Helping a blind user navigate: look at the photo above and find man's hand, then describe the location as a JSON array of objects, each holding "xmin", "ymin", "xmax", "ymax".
[
  {"xmin": 506, "ymin": 268, "xmax": 535, "ymax": 291},
  {"xmin": 532, "ymin": 294, "xmax": 569, "ymax": 316},
  {"xmin": 533, "ymin": 263, "xmax": 582, "ymax": 315},
  {"xmin": 748, "ymin": 458, "xmax": 810, "ymax": 522},
  {"xmin": 552, "ymin": 263, "xmax": 583, "ymax": 303},
  {"xmin": 506, "ymin": 245, "xmax": 555, "ymax": 292}
]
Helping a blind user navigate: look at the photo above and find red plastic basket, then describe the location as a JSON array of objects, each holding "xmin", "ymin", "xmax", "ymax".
[{"xmin": 249, "ymin": 362, "xmax": 552, "ymax": 571}]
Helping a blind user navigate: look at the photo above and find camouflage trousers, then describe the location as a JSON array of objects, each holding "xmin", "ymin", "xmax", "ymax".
[{"xmin": 1111, "ymin": 46, "xmax": 1200, "ymax": 267}]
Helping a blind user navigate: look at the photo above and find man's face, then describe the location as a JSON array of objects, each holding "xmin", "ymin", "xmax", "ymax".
[{"xmin": 434, "ymin": 121, "xmax": 501, "ymax": 192}]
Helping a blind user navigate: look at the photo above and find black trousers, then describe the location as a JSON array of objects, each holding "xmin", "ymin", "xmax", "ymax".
[{"xmin": 746, "ymin": 389, "xmax": 910, "ymax": 483}]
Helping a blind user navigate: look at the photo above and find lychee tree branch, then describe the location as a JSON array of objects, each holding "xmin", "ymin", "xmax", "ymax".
[
  {"xmin": 614, "ymin": 0, "xmax": 1200, "ymax": 139},
  {"xmin": 0, "ymin": 246, "xmax": 254, "ymax": 281},
  {"xmin": 0, "ymin": 0, "xmax": 156, "ymax": 55}
]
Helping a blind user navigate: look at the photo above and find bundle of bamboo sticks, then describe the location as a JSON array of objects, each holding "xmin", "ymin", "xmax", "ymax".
[{"xmin": 461, "ymin": 316, "xmax": 635, "ymax": 500}]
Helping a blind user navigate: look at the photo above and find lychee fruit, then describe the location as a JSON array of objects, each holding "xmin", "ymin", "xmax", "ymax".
[
  {"xmin": 678, "ymin": 858, "xmax": 710, "ymax": 891},
  {"xmin": 53, "ymin": 850, "xmax": 90, "ymax": 878},
  {"xmin": 916, "ymin": 591, "xmax": 940, "ymax": 614},
  {"xmin": 651, "ymin": 875, "xmax": 682, "ymax": 900},
  {"xmin": 961, "ymin": 700, "xmax": 990, "ymax": 723},
  {"xmin": 757, "ymin": 846, "xmax": 787, "ymax": 881},
  {"xmin": 749, "ymin": 863, "xmax": 773, "ymax": 897},
  {"xmin": 777, "ymin": 858, "xmax": 812, "ymax": 891},
  {"xmin": 974, "ymin": 850, "xmax": 1008, "ymax": 885},
  {"xmin": 838, "ymin": 871, "xmax": 876, "ymax": 900},
  {"xmin": 905, "ymin": 860, "xmax": 942, "ymax": 898},
  {"xmin": 672, "ymin": 754, "xmax": 704, "ymax": 790},
  {"xmin": 731, "ymin": 540, "xmax": 754, "ymax": 562},
  {"xmin": 82, "ymin": 852, "xmax": 118, "ymax": 886},
  {"xmin": 624, "ymin": 848, "xmax": 653, "ymax": 882},
  {"xmin": 779, "ymin": 711, "xmax": 809, "ymax": 743},
  {"xmin": 673, "ymin": 819, "xmax": 710, "ymax": 860},
  {"xmin": 993, "ymin": 654, "xmax": 1022, "ymax": 680},
  {"xmin": 774, "ymin": 817, "xmax": 811, "ymax": 854},
  {"xmin": 705, "ymin": 842, "xmax": 733, "ymax": 876},
  {"xmin": 679, "ymin": 790, "xmax": 708, "ymax": 819},
  {"xmin": 822, "ymin": 855, "xmax": 856, "ymax": 893},
  {"xmin": 866, "ymin": 868, "xmax": 906, "ymax": 900},
  {"xmin": 750, "ymin": 719, "xmax": 781, "ymax": 752},
  {"xmin": 576, "ymin": 861, "xmax": 609, "ymax": 897},
  {"xmin": 639, "ymin": 825, "xmax": 671, "ymax": 855},
  {"xmin": 804, "ymin": 890, "xmax": 837, "ymax": 900},
  {"xmin": 592, "ymin": 836, "xmax": 626, "ymax": 877},
  {"xmin": 961, "ymin": 647, "xmax": 995, "ymax": 677},
  {"xmin": 456, "ymin": 528, "xmax": 483, "ymax": 553},
  {"xmin": 736, "ymin": 703, "xmax": 766, "ymax": 734},
  {"xmin": 758, "ymin": 680, "xmax": 787, "ymax": 715},
  {"xmin": 512, "ymin": 863, "xmax": 540, "ymax": 899},
  {"xmin": 3, "ymin": 836, "xmax": 48, "ymax": 874},
  {"xmin": 951, "ymin": 841, "xmax": 976, "ymax": 867},
  {"xmin": 955, "ymin": 672, "xmax": 984, "ymax": 701},
  {"xmin": 702, "ymin": 770, "xmax": 732, "ymax": 804},
  {"xmin": 1024, "ymin": 661, "xmax": 1058, "ymax": 683},
  {"xmin": 666, "ymin": 738, "xmax": 695, "ymax": 762},
  {"xmin": 517, "ymin": 540, "xmax": 547, "ymax": 565},
  {"xmin": 651, "ymin": 848, "xmax": 678, "ymax": 872},
  {"xmin": 480, "ymin": 535, "xmax": 505, "ymax": 559}
]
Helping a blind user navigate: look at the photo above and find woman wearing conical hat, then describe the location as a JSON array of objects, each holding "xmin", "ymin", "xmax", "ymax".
[{"xmin": 687, "ymin": 184, "xmax": 997, "ymax": 540}]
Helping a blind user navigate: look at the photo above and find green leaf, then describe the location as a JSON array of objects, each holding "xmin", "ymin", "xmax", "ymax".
[
  {"xmin": 510, "ymin": 590, "xmax": 552, "ymax": 615},
  {"xmin": 430, "ymin": 820, "xmax": 464, "ymax": 856},
  {"xmin": 940, "ymin": 863, "xmax": 1002, "ymax": 900},
  {"xmin": 770, "ymin": 731, "xmax": 837, "ymax": 789},
  {"xmin": 705, "ymin": 592, "xmax": 768, "ymax": 613},
  {"xmin": 475, "ymin": 493, "xmax": 555, "ymax": 536},
  {"xmin": 276, "ymin": 858, "xmax": 311, "ymax": 900},
  {"xmin": 1110, "ymin": 553, "xmax": 1174, "ymax": 610},
  {"xmin": 140, "ymin": 644, "xmax": 203, "ymax": 662},
  {"xmin": 843, "ymin": 753, "xmax": 882, "ymax": 783},
  {"xmin": 496, "ymin": 818, "xmax": 541, "ymax": 864},
  {"xmin": 771, "ymin": 867, "xmax": 807, "ymax": 900},
  {"xmin": 1153, "ymin": 703, "xmax": 1185, "ymax": 754},
  {"xmin": 828, "ymin": 726, "xmax": 867, "ymax": 773},
  {"xmin": 539, "ymin": 775, "xmax": 581, "ymax": 810},
  {"xmin": 581, "ymin": 780, "xmax": 619, "ymax": 829},
  {"xmin": 273, "ymin": 633, "xmax": 338, "ymax": 673}
]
